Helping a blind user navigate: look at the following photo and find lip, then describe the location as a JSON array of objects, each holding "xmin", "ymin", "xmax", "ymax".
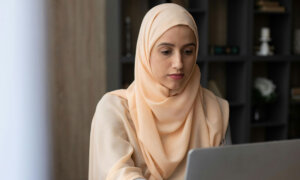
[{"xmin": 168, "ymin": 73, "xmax": 184, "ymax": 80}]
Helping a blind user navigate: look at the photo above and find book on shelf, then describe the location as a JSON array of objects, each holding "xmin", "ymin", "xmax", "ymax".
[
  {"xmin": 291, "ymin": 87, "xmax": 300, "ymax": 101},
  {"xmin": 210, "ymin": 45, "xmax": 239, "ymax": 55},
  {"xmin": 258, "ymin": 6, "xmax": 285, "ymax": 13},
  {"xmin": 256, "ymin": 1, "xmax": 279, "ymax": 7},
  {"xmin": 291, "ymin": 87, "xmax": 300, "ymax": 95},
  {"xmin": 256, "ymin": 0, "xmax": 286, "ymax": 13}
]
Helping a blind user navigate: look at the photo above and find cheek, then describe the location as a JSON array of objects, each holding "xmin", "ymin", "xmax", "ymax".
[
  {"xmin": 150, "ymin": 54, "xmax": 169, "ymax": 77},
  {"xmin": 150, "ymin": 59, "xmax": 161, "ymax": 81},
  {"xmin": 152, "ymin": 60, "xmax": 169, "ymax": 78},
  {"xmin": 184, "ymin": 57, "xmax": 195, "ymax": 72}
]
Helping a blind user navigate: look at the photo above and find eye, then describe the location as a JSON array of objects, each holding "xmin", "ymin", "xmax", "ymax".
[
  {"xmin": 183, "ymin": 49, "xmax": 194, "ymax": 55},
  {"xmin": 161, "ymin": 49, "xmax": 172, "ymax": 56}
]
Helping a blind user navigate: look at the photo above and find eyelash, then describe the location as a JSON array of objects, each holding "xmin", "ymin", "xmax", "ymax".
[
  {"xmin": 160, "ymin": 49, "xmax": 194, "ymax": 56},
  {"xmin": 161, "ymin": 50, "xmax": 171, "ymax": 55},
  {"xmin": 184, "ymin": 49, "xmax": 193, "ymax": 55}
]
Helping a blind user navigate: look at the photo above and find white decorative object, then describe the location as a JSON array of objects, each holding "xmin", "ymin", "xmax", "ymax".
[
  {"xmin": 252, "ymin": 77, "xmax": 277, "ymax": 122},
  {"xmin": 257, "ymin": 27, "xmax": 273, "ymax": 56},
  {"xmin": 254, "ymin": 77, "xmax": 276, "ymax": 97},
  {"xmin": 294, "ymin": 29, "xmax": 300, "ymax": 55}
]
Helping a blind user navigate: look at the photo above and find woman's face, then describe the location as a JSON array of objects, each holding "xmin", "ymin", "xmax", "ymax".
[{"xmin": 150, "ymin": 25, "xmax": 196, "ymax": 91}]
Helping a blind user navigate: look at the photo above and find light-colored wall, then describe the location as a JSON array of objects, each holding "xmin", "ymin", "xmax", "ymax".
[
  {"xmin": 0, "ymin": 1, "xmax": 50, "ymax": 180},
  {"xmin": 48, "ymin": 0, "xmax": 107, "ymax": 179}
]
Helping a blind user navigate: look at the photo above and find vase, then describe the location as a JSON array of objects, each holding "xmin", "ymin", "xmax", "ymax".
[{"xmin": 253, "ymin": 106, "xmax": 266, "ymax": 122}]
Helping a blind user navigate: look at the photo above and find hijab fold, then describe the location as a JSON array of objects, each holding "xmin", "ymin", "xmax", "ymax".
[{"xmin": 110, "ymin": 3, "xmax": 229, "ymax": 179}]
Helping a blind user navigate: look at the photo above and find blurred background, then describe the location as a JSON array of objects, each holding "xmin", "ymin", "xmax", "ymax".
[{"xmin": 1, "ymin": 0, "xmax": 299, "ymax": 180}]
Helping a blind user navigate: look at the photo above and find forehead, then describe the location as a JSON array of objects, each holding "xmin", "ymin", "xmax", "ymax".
[{"xmin": 155, "ymin": 25, "xmax": 196, "ymax": 45}]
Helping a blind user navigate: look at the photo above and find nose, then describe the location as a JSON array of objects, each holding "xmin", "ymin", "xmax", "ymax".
[{"xmin": 172, "ymin": 51, "xmax": 183, "ymax": 70}]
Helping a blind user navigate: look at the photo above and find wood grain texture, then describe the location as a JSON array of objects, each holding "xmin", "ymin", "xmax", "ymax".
[
  {"xmin": 209, "ymin": 0, "xmax": 227, "ymax": 46},
  {"xmin": 48, "ymin": 0, "xmax": 106, "ymax": 179}
]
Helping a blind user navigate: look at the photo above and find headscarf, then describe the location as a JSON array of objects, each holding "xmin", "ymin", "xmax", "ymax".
[{"xmin": 110, "ymin": 3, "xmax": 229, "ymax": 179}]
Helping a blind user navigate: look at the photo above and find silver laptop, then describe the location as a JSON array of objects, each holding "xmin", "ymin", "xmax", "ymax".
[{"xmin": 185, "ymin": 139, "xmax": 300, "ymax": 180}]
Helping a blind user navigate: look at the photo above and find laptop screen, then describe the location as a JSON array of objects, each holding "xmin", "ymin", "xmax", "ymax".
[{"xmin": 185, "ymin": 139, "xmax": 300, "ymax": 180}]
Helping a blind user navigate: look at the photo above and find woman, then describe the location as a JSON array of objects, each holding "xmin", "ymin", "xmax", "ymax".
[{"xmin": 89, "ymin": 3, "xmax": 230, "ymax": 180}]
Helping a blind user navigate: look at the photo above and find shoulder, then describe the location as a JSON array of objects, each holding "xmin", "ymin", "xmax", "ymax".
[
  {"xmin": 201, "ymin": 88, "xmax": 229, "ymax": 124},
  {"xmin": 92, "ymin": 93, "xmax": 129, "ymax": 129},
  {"xmin": 202, "ymin": 88, "xmax": 229, "ymax": 110},
  {"xmin": 202, "ymin": 87, "xmax": 230, "ymax": 136},
  {"xmin": 96, "ymin": 93, "xmax": 128, "ymax": 113}
]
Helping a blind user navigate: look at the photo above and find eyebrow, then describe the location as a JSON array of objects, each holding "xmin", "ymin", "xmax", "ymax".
[{"xmin": 157, "ymin": 42, "xmax": 196, "ymax": 47}]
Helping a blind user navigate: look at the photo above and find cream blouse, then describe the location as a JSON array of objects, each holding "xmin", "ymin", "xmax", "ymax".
[{"xmin": 89, "ymin": 93, "xmax": 231, "ymax": 180}]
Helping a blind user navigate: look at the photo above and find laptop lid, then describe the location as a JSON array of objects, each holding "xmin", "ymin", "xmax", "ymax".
[{"xmin": 185, "ymin": 139, "xmax": 300, "ymax": 180}]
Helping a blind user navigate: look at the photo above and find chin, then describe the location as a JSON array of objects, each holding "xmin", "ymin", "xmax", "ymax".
[{"xmin": 167, "ymin": 83, "xmax": 182, "ymax": 91}]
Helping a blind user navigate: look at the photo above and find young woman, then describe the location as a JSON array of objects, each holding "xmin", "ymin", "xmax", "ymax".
[{"xmin": 89, "ymin": 3, "xmax": 230, "ymax": 180}]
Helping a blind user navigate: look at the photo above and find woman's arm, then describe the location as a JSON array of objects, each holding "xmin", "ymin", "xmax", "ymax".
[{"xmin": 89, "ymin": 94, "xmax": 145, "ymax": 180}]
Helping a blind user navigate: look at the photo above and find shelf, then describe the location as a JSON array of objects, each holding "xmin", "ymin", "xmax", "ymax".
[
  {"xmin": 254, "ymin": 10, "xmax": 289, "ymax": 15},
  {"xmin": 199, "ymin": 55, "xmax": 245, "ymax": 62},
  {"xmin": 289, "ymin": 56, "xmax": 300, "ymax": 62},
  {"xmin": 251, "ymin": 121, "xmax": 286, "ymax": 128},
  {"xmin": 251, "ymin": 55, "xmax": 292, "ymax": 62},
  {"xmin": 121, "ymin": 55, "xmax": 300, "ymax": 63},
  {"xmin": 123, "ymin": 55, "xmax": 248, "ymax": 63},
  {"xmin": 290, "ymin": 100, "xmax": 300, "ymax": 105}
]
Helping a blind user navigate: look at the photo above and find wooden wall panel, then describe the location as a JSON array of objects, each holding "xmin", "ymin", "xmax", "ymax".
[
  {"xmin": 48, "ymin": 0, "xmax": 106, "ymax": 179},
  {"xmin": 209, "ymin": 0, "xmax": 227, "ymax": 46}
]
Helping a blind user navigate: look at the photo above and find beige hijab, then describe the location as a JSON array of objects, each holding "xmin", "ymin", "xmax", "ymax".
[{"xmin": 110, "ymin": 3, "xmax": 229, "ymax": 180}]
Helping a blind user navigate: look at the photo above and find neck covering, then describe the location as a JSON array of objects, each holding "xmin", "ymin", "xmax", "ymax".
[{"xmin": 110, "ymin": 3, "xmax": 228, "ymax": 179}]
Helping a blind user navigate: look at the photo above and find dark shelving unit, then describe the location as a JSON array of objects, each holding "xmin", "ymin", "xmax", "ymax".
[{"xmin": 119, "ymin": 0, "xmax": 300, "ymax": 144}]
